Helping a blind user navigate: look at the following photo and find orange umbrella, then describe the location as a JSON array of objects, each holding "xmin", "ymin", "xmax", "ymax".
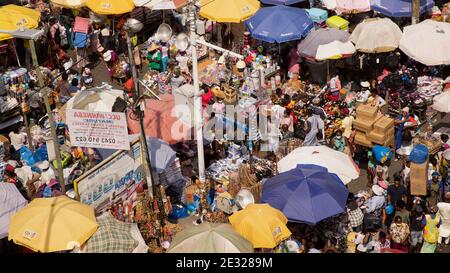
[{"xmin": 127, "ymin": 94, "xmax": 193, "ymax": 144}]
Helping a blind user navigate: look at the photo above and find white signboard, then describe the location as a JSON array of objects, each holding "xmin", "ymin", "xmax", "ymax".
[{"xmin": 67, "ymin": 109, "xmax": 130, "ymax": 150}]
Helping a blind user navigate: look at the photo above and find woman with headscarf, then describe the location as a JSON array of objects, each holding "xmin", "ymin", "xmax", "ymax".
[
  {"xmin": 303, "ymin": 108, "xmax": 324, "ymax": 146},
  {"xmin": 421, "ymin": 206, "xmax": 442, "ymax": 253}
]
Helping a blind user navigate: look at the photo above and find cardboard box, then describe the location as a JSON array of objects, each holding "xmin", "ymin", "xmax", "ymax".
[
  {"xmin": 353, "ymin": 113, "xmax": 383, "ymax": 133},
  {"xmin": 410, "ymin": 161, "xmax": 428, "ymax": 196},
  {"xmin": 355, "ymin": 131, "xmax": 373, "ymax": 147},
  {"xmin": 367, "ymin": 129, "xmax": 395, "ymax": 145},
  {"xmin": 356, "ymin": 104, "xmax": 378, "ymax": 120},
  {"xmin": 374, "ymin": 116, "xmax": 395, "ymax": 133}
]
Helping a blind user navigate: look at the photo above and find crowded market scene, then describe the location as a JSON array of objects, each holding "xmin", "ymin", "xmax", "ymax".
[{"xmin": 0, "ymin": 0, "xmax": 450, "ymax": 255}]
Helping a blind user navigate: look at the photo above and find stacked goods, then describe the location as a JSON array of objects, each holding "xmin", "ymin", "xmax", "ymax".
[
  {"xmin": 410, "ymin": 160, "xmax": 428, "ymax": 196},
  {"xmin": 354, "ymin": 105, "xmax": 395, "ymax": 147}
]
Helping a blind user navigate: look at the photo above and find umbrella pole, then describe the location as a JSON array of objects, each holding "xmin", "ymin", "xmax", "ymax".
[
  {"xmin": 126, "ymin": 30, "xmax": 165, "ymax": 245},
  {"xmin": 29, "ymin": 39, "xmax": 65, "ymax": 192}
]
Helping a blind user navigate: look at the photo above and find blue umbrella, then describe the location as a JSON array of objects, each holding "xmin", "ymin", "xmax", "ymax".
[
  {"xmin": 370, "ymin": 0, "xmax": 434, "ymax": 17},
  {"xmin": 261, "ymin": 0, "xmax": 305, "ymax": 5},
  {"xmin": 261, "ymin": 164, "xmax": 349, "ymax": 224},
  {"xmin": 245, "ymin": 6, "xmax": 314, "ymax": 43}
]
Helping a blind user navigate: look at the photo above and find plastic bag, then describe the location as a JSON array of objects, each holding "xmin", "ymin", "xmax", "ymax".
[
  {"xmin": 372, "ymin": 145, "xmax": 392, "ymax": 164},
  {"xmin": 32, "ymin": 144, "xmax": 49, "ymax": 163},
  {"xmin": 19, "ymin": 146, "xmax": 36, "ymax": 166},
  {"xmin": 409, "ymin": 144, "xmax": 429, "ymax": 164}
]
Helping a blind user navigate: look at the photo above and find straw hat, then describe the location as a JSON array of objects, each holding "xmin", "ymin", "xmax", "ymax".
[
  {"xmin": 360, "ymin": 81, "xmax": 370, "ymax": 88},
  {"xmin": 148, "ymin": 43, "xmax": 159, "ymax": 52}
]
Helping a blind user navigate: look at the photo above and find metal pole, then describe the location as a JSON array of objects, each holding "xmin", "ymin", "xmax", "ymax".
[
  {"xmin": 21, "ymin": 101, "xmax": 34, "ymax": 152},
  {"xmin": 29, "ymin": 39, "xmax": 65, "ymax": 192},
  {"xmin": 126, "ymin": 29, "xmax": 165, "ymax": 245},
  {"xmin": 189, "ymin": 0, "xmax": 206, "ymax": 183},
  {"xmin": 412, "ymin": 0, "xmax": 420, "ymax": 24}
]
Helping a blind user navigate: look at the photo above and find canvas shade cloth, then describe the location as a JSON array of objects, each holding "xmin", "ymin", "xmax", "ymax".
[
  {"xmin": 0, "ymin": 5, "xmax": 40, "ymax": 41},
  {"xmin": 261, "ymin": 164, "xmax": 349, "ymax": 224},
  {"xmin": 173, "ymin": 84, "xmax": 195, "ymax": 128},
  {"xmin": 277, "ymin": 145, "xmax": 359, "ymax": 184},
  {"xmin": 59, "ymin": 88, "xmax": 125, "ymax": 122},
  {"xmin": 86, "ymin": 0, "xmax": 135, "ymax": 15},
  {"xmin": 399, "ymin": 20, "xmax": 450, "ymax": 66},
  {"xmin": 370, "ymin": 0, "xmax": 434, "ymax": 17},
  {"xmin": 297, "ymin": 28, "xmax": 350, "ymax": 58},
  {"xmin": 50, "ymin": 0, "xmax": 87, "ymax": 8},
  {"xmin": 229, "ymin": 203, "xmax": 291, "ymax": 249},
  {"xmin": 245, "ymin": 6, "xmax": 314, "ymax": 43},
  {"xmin": 8, "ymin": 196, "xmax": 98, "ymax": 253},
  {"xmin": 349, "ymin": 17, "xmax": 402, "ymax": 53},
  {"xmin": 0, "ymin": 183, "xmax": 28, "ymax": 239},
  {"xmin": 432, "ymin": 91, "xmax": 450, "ymax": 113},
  {"xmin": 315, "ymin": 40, "xmax": 355, "ymax": 60},
  {"xmin": 167, "ymin": 222, "xmax": 253, "ymax": 253},
  {"xmin": 199, "ymin": 0, "xmax": 260, "ymax": 23},
  {"xmin": 82, "ymin": 212, "xmax": 148, "ymax": 253},
  {"xmin": 260, "ymin": 0, "xmax": 305, "ymax": 5},
  {"xmin": 127, "ymin": 94, "xmax": 192, "ymax": 144},
  {"xmin": 146, "ymin": 137, "xmax": 177, "ymax": 173}
]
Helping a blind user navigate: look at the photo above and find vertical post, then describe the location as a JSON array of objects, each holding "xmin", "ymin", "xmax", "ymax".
[
  {"xmin": 412, "ymin": 0, "xmax": 420, "ymax": 24},
  {"xmin": 126, "ymin": 25, "xmax": 165, "ymax": 245},
  {"xmin": 29, "ymin": 39, "xmax": 65, "ymax": 192},
  {"xmin": 21, "ymin": 102, "xmax": 34, "ymax": 152},
  {"xmin": 189, "ymin": 0, "xmax": 206, "ymax": 183}
]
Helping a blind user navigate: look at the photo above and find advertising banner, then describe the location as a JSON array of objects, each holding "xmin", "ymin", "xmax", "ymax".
[{"xmin": 67, "ymin": 109, "xmax": 130, "ymax": 150}]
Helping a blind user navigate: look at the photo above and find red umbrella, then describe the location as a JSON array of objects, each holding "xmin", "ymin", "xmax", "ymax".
[{"xmin": 127, "ymin": 94, "xmax": 193, "ymax": 144}]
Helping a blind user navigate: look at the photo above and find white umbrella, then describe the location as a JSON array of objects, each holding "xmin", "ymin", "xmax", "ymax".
[
  {"xmin": 133, "ymin": 0, "xmax": 164, "ymax": 8},
  {"xmin": 134, "ymin": 0, "xmax": 186, "ymax": 9},
  {"xmin": 349, "ymin": 17, "xmax": 402, "ymax": 53},
  {"xmin": 277, "ymin": 145, "xmax": 360, "ymax": 184},
  {"xmin": 432, "ymin": 91, "xmax": 450, "ymax": 113},
  {"xmin": 399, "ymin": 20, "xmax": 450, "ymax": 66},
  {"xmin": 315, "ymin": 40, "xmax": 356, "ymax": 60},
  {"xmin": 60, "ymin": 87, "xmax": 125, "ymax": 122},
  {"xmin": 172, "ymin": 84, "xmax": 195, "ymax": 127}
]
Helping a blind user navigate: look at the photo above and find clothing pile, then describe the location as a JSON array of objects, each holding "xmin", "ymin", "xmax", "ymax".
[
  {"xmin": 416, "ymin": 76, "xmax": 445, "ymax": 103},
  {"xmin": 0, "ymin": 96, "xmax": 18, "ymax": 113}
]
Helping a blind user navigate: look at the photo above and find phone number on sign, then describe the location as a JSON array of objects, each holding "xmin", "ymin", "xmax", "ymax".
[{"xmin": 75, "ymin": 137, "xmax": 116, "ymax": 144}]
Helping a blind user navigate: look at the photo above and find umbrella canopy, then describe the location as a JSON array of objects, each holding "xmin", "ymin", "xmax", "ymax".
[
  {"xmin": 297, "ymin": 28, "xmax": 350, "ymax": 58},
  {"xmin": 173, "ymin": 84, "xmax": 195, "ymax": 128},
  {"xmin": 261, "ymin": 0, "xmax": 305, "ymax": 5},
  {"xmin": 0, "ymin": 183, "xmax": 28, "ymax": 239},
  {"xmin": 349, "ymin": 17, "xmax": 402, "ymax": 53},
  {"xmin": 399, "ymin": 20, "xmax": 450, "ymax": 66},
  {"xmin": 59, "ymin": 87, "xmax": 125, "ymax": 122},
  {"xmin": 83, "ymin": 212, "xmax": 148, "ymax": 253},
  {"xmin": 277, "ymin": 145, "xmax": 359, "ymax": 184},
  {"xmin": 261, "ymin": 164, "xmax": 349, "ymax": 224},
  {"xmin": 127, "ymin": 94, "xmax": 193, "ymax": 144},
  {"xmin": 199, "ymin": 0, "xmax": 260, "ymax": 23},
  {"xmin": 229, "ymin": 203, "xmax": 291, "ymax": 248},
  {"xmin": 134, "ymin": 0, "xmax": 187, "ymax": 9},
  {"xmin": 315, "ymin": 40, "xmax": 356, "ymax": 60},
  {"xmin": 8, "ymin": 196, "xmax": 98, "ymax": 252},
  {"xmin": 167, "ymin": 222, "xmax": 254, "ymax": 253},
  {"xmin": 51, "ymin": 0, "xmax": 87, "ymax": 8},
  {"xmin": 245, "ymin": 6, "xmax": 313, "ymax": 43},
  {"xmin": 432, "ymin": 91, "xmax": 450, "ymax": 113},
  {"xmin": 0, "ymin": 5, "xmax": 40, "ymax": 41},
  {"xmin": 86, "ymin": 0, "xmax": 135, "ymax": 15},
  {"xmin": 322, "ymin": 0, "xmax": 371, "ymax": 13},
  {"xmin": 146, "ymin": 137, "xmax": 177, "ymax": 173},
  {"xmin": 370, "ymin": 0, "xmax": 434, "ymax": 17}
]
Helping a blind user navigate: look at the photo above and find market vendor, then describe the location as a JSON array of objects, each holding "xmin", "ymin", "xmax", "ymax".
[
  {"xmin": 147, "ymin": 43, "xmax": 162, "ymax": 72},
  {"xmin": 395, "ymin": 107, "xmax": 418, "ymax": 151},
  {"xmin": 168, "ymin": 67, "xmax": 186, "ymax": 90}
]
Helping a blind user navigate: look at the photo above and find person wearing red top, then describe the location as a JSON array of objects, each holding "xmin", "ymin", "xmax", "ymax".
[
  {"xmin": 123, "ymin": 71, "xmax": 134, "ymax": 97},
  {"xmin": 201, "ymin": 85, "xmax": 213, "ymax": 109}
]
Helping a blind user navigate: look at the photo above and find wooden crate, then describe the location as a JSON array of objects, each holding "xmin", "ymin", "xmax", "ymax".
[
  {"xmin": 373, "ymin": 116, "xmax": 395, "ymax": 134},
  {"xmin": 355, "ymin": 131, "xmax": 373, "ymax": 147},
  {"xmin": 356, "ymin": 104, "xmax": 378, "ymax": 120},
  {"xmin": 353, "ymin": 113, "xmax": 383, "ymax": 133}
]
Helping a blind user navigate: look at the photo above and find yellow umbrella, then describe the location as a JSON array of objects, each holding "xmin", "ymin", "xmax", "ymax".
[
  {"xmin": 51, "ymin": 0, "xmax": 87, "ymax": 8},
  {"xmin": 229, "ymin": 203, "xmax": 291, "ymax": 249},
  {"xmin": 8, "ymin": 196, "xmax": 98, "ymax": 253},
  {"xmin": 0, "ymin": 11, "xmax": 39, "ymax": 42},
  {"xmin": 0, "ymin": 5, "xmax": 41, "ymax": 23},
  {"xmin": 199, "ymin": 0, "xmax": 260, "ymax": 23},
  {"xmin": 86, "ymin": 0, "xmax": 135, "ymax": 15}
]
